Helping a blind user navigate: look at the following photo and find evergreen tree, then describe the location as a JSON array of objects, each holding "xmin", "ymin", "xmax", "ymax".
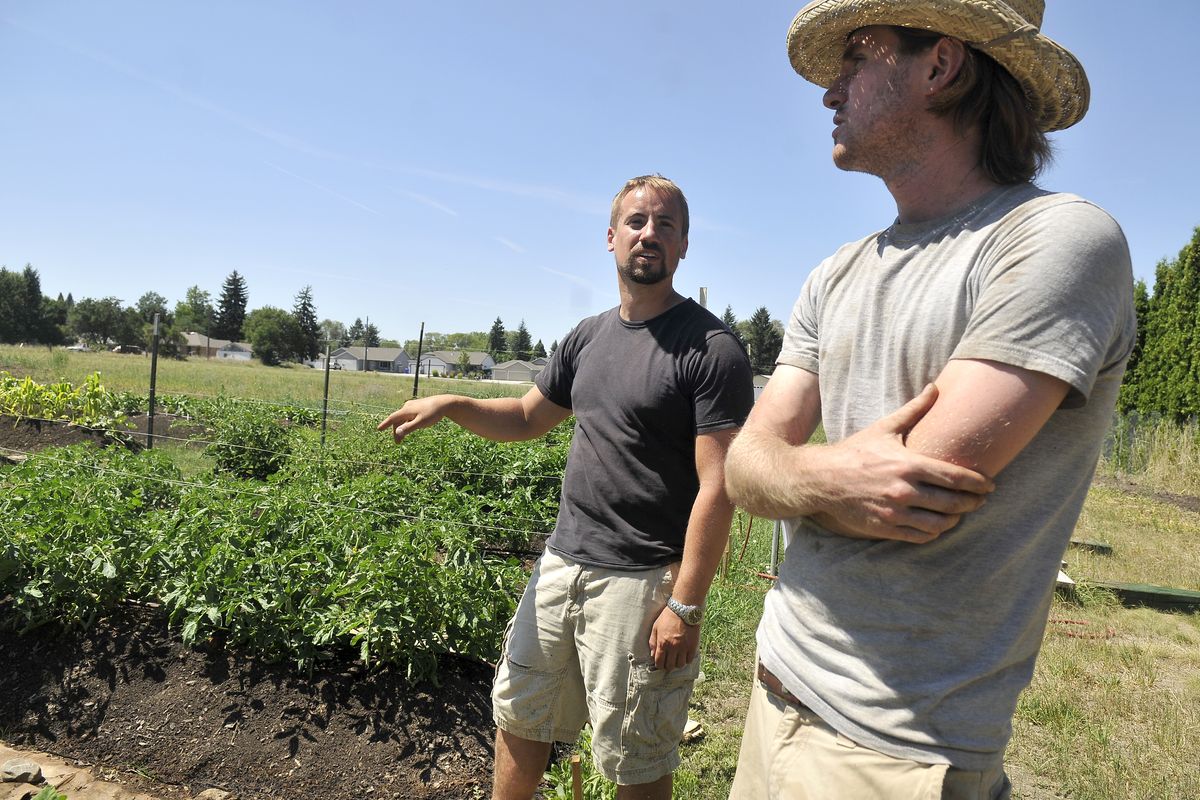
[
  {"xmin": 744, "ymin": 306, "xmax": 783, "ymax": 375},
  {"xmin": 1117, "ymin": 279, "xmax": 1149, "ymax": 412},
  {"xmin": 488, "ymin": 317, "xmax": 507, "ymax": 359},
  {"xmin": 721, "ymin": 304, "xmax": 746, "ymax": 346},
  {"xmin": 292, "ymin": 286, "xmax": 321, "ymax": 361},
  {"xmin": 0, "ymin": 268, "xmax": 25, "ymax": 343},
  {"xmin": 19, "ymin": 265, "xmax": 45, "ymax": 342},
  {"xmin": 550, "ymin": 339, "xmax": 558, "ymax": 356},
  {"xmin": 1133, "ymin": 227, "xmax": 1200, "ymax": 419},
  {"xmin": 213, "ymin": 270, "xmax": 248, "ymax": 341},
  {"xmin": 346, "ymin": 318, "xmax": 365, "ymax": 346},
  {"xmin": 364, "ymin": 322, "xmax": 381, "ymax": 348},
  {"xmin": 512, "ymin": 319, "xmax": 533, "ymax": 361},
  {"xmin": 533, "ymin": 339, "xmax": 547, "ymax": 359}
]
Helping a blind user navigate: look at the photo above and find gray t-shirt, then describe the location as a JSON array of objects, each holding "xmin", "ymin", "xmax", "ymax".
[
  {"xmin": 759, "ymin": 184, "xmax": 1136, "ymax": 770},
  {"xmin": 537, "ymin": 299, "xmax": 753, "ymax": 569}
]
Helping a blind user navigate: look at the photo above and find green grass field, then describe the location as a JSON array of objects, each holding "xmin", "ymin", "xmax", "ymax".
[{"xmin": 4, "ymin": 344, "xmax": 1197, "ymax": 799}]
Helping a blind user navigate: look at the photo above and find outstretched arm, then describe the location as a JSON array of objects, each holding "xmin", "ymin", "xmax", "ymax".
[
  {"xmin": 377, "ymin": 385, "xmax": 571, "ymax": 444},
  {"xmin": 649, "ymin": 428, "xmax": 738, "ymax": 671}
]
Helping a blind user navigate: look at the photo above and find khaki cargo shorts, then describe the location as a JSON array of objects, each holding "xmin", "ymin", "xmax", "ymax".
[{"xmin": 492, "ymin": 549, "xmax": 699, "ymax": 786}]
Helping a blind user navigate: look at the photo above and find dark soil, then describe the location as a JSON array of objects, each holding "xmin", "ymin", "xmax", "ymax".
[
  {"xmin": 0, "ymin": 414, "xmax": 500, "ymax": 799},
  {"xmin": 0, "ymin": 415, "xmax": 111, "ymax": 456},
  {"xmin": 0, "ymin": 606, "xmax": 496, "ymax": 799}
]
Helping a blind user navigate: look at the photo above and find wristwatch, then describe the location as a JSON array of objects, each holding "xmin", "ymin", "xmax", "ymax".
[{"xmin": 666, "ymin": 596, "xmax": 705, "ymax": 626}]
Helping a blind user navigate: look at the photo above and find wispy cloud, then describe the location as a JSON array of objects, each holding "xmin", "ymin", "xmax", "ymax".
[
  {"xmin": 266, "ymin": 162, "xmax": 382, "ymax": 216},
  {"xmin": 539, "ymin": 265, "xmax": 603, "ymax": 293},
  {"xmin": 6, "ymin": 17, "xmax": 607, "ymax": 218},
  {"xmin": 395, "ymin": 189, "xmax": 458, "ymax": 216},
  {"xmin": 496, "ymin": 237, "xmax": 526, "ymax": 254}
]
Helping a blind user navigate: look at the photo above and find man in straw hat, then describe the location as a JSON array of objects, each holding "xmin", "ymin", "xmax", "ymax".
[
  {"xmin": 724, "ymin": 2, "xmax": 1135, "ymax": 797},
  {"xmin": 381, "ymin": 175, "xmax": 753, "ymax": 800}
]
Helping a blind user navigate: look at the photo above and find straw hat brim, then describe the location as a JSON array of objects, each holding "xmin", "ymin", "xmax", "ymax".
[{"xmin": 786, "ymin": 0, "xmax": 1089, "ymax": 131}]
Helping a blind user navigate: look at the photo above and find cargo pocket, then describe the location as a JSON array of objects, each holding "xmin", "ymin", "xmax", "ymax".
[{"xmin": 620, "ymin": 655, "xmax": 701, "ymax": 759}]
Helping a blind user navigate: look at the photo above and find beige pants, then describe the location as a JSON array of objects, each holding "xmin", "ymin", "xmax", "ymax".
[{"xmin": 729, "ymin": 673, "xmax": 1010, "ymax": 800}]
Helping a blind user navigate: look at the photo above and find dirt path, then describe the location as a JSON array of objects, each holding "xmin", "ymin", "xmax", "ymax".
[{"xmin": 0, "ymin": 742, "xmax": 174, "ymax": 800}]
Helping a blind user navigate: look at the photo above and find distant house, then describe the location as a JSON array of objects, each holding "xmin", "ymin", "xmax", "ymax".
[
  {"xmin": 417, "ymin": 350, "xmax": 494, "ymax": 377},
  {"xmin": 530, "ymin": 356, "xmax": 549, "ymax": 366},
  {"xmin": 325, "ymin": 346, "xmax": 411, "ymax": 373},
  {"xmin": 491, "ymin": 359, "xmax": 544, "ymax": 383},
  {"xmin": 753, "ymin": 373, "xmax": 771, "ymax": 401},
  {"xmin": 183, "ymin": 332, "xmax": 254, "ymax": 360},
  {"xmin": 217, "ymin": 342, "xmax": 253, "ymax": 361}
]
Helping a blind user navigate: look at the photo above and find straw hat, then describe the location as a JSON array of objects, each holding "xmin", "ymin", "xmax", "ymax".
[{"xmin": 786, "ymin": 0, "xmax": 1089, "ymax": 131}]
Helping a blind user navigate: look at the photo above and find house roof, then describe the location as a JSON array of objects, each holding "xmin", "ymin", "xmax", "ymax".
[
  {"xmin": 492, "ymin": 359, "xmax": 542, "ymax": 370},
  {"xmin": 422, "ymin": 350, "xmax": 492, "ymax": 366},
  {"xmin": 183, "ymin": 332, "xmax": 252, "ymax": 351},
  {"xmin": 330, "ymin": 346, "xmax": 410, "ymax": 361}
]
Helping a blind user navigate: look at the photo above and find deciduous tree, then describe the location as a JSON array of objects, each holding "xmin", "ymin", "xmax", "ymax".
[{"xmin": 244, "ymin": 306, "xmax": 300, "ymax": 366}]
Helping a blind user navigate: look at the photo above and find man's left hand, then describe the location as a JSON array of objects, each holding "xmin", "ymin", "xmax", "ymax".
[{"xmin": 649, "ymin": 606, "xmax": 701, "ymax": 671}]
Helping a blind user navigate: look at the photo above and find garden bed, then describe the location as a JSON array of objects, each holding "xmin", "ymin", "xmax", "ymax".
[{"xmin": 0, "ymin": 605, "xmax": 496, "ymax": 799}]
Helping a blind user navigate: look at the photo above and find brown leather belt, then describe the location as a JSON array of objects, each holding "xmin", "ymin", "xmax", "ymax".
[{"xmin": 757, "ymin": 661, "xmax": 809, "ymax": 709}]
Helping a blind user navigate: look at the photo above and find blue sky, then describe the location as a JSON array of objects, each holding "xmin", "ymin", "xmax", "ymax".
[{"xmin": 2, "ymin": 1, "xmax": 1197, "ymax": 350}]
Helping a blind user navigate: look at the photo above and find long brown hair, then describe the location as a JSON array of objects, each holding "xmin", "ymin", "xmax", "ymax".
[{"xmin": 893, "ymin": 26, "xmax": 1052, "ymax": 185}]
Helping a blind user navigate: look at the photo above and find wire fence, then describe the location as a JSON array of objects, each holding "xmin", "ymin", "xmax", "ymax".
[{"xmin": 10, "ymin": 412, "xmax": 567, "ymax": 484}]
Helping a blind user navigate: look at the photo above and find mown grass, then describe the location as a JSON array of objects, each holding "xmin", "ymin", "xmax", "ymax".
[{"xmin": 0, "ymin": 344, "xmax": 527, "ymax": 414}]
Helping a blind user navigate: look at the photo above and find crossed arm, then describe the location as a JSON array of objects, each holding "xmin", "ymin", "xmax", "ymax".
[{"xmin": 724, "ymin": 358, "xmax": 1071, "ymax": 542}]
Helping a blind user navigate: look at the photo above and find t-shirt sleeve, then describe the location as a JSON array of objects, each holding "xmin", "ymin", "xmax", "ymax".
[
  {"xmin": 692, "ymin": 330, "xmax": 755, "ymax": 434},
  {"xmin": 778, "ymin": 262, "xmax": 826, "ymax": 374},
  {"xmin": 951, "ymin": 199, "xmax": 1136, "ymax": 407},
  {"xmin": 535, "ymin": 327, "xmax": 580, "ymax": 409}
]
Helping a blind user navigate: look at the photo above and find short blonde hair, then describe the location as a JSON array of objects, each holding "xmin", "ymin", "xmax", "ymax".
[{"xmin": 609, "ymin": 175, "xmax": 690, "ymax": 237}]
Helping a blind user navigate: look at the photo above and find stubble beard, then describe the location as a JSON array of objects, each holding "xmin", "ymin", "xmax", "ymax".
[{"xmin": 618, "ymin": 254, "xmax": 669, "ymax": 285}]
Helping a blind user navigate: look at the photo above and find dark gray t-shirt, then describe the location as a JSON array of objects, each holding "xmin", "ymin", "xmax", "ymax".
[{"xmin": 536, "ymin": 299, "xmax": 753, "ymax": 569}]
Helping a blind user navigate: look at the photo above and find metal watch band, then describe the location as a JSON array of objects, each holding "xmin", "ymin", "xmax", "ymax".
[{"xmin": 666, "ymin": 596, "xmax": 704, "ymax": 626}]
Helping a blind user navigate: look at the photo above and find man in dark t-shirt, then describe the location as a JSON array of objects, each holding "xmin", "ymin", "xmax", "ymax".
[{"xmin": 380, "ymin": 175, "xmax": 753, "ymax": 800}]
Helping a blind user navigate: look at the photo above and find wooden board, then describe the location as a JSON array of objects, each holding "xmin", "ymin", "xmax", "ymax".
[
  {"xmin": 1089, "ymin": 580, "xmax": 1200, "ymax": 611},
  {"xmin": 1069, "ymin": 538, "xmax": 1114, "ymax": 555}
]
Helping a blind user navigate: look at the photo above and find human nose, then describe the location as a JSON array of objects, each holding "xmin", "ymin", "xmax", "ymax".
[{"xmin": 823, "ymin": 76, "xmax": 846, "ymax": 109}]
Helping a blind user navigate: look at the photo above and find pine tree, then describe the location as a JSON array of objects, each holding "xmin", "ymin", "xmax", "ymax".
[
  {"xmin": 292, "ymin": 286, "xmax": 320, "ymax": 361},
  {"xmin": 346, "ymin": 318, "xmax": 365, "ymax": 346},
  {"xmin": 512, "ymin": 320, "xmax": 533, "ymax": 361},
  {"xmin": 744, "ymin": 306, "xmax": 783, "ymax": 375},
  {"xmin": 364, "ymin": 322, "xmax": 381, "ymax": 348},
  {"xmin": 213, "ymin": 270, "xmax": 248, "ymax": 341},
  {"xmin": 488, "ymin": 317, "xmax": 507, "ymax": 359},
  {"xmin": 533, "ymin": 339, "xmax": 547, "ymax": 359},
  {"xmin": 721, "ymin": 304, "xmax": 745, "ymax": 346}
]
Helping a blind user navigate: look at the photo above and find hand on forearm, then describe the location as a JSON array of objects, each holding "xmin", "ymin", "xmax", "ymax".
[{"xmin": 729, "ymin": 384, "xmax": 994, "ymax": 542}]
